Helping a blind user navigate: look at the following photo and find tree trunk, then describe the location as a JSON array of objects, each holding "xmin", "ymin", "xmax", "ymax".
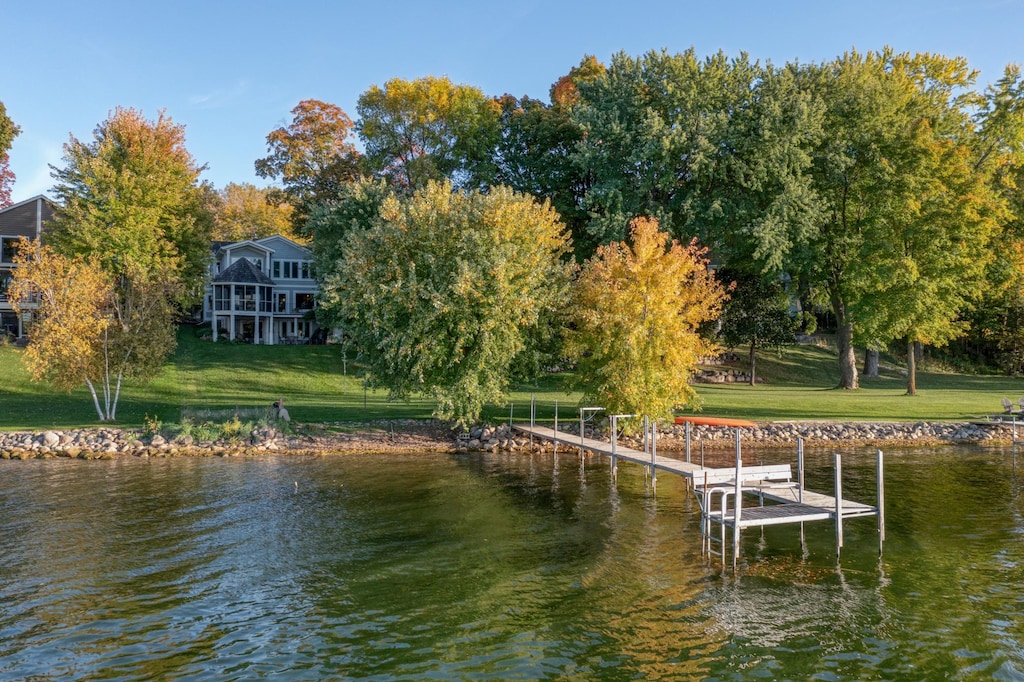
[
  {"xmin": 832, "ymin": 292, "xmax": 858, "ymax": 389},
  {"xmin": 748, "ymin": 340, "xmax": 757, "ymax": 386},
  {"xmin": 84, "ymin": 378, "xmax": 106, "ymax": 421},
  {"xmin": 906, "ymin": 338, "xmax": 917, "ymax": 396},
  {"xmin": 863, "ymin": 348, "xmax": 879, "ymax": 378}
]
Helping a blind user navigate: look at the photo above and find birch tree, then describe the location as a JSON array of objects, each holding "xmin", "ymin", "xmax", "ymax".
[{"xmin": 10, "ymin": 240, "xmax": 177, "ymax": 421}]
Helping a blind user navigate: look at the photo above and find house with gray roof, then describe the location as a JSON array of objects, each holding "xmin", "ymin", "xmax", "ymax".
[
  {"xmin": 201, "ymin": 235, "xmax": 321, "ymax": 344},
  {"xmin": 0, "ymin": 195, "xmax": 56, "ymax": 338}
]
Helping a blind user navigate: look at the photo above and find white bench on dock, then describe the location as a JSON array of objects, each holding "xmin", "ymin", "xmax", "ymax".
[{"xmin": 691, "ymin": 463, "xmax": 793, "ymax": 488}]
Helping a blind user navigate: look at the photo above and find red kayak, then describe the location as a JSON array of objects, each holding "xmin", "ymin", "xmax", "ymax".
[{"xmin": 674, "ymin": 416, "xmax": 757, "ymax": 428}]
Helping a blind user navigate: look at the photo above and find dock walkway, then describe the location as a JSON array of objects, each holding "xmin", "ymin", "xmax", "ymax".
[{"xmin": 511, "ymin": 423, "xmax": 883, "ymax": 567}]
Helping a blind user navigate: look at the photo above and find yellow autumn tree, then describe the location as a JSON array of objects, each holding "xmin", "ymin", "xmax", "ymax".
[
  {"xmin": 10, "ymin": 238, "xmax": 178, "ymax": 421},
  {"xmin": 9, "ymin": 239, "xmax": 112, "ymax": 401},
  {"xmin": 567, "ymin": 217, "xmax": 726, "ymax": 432}
]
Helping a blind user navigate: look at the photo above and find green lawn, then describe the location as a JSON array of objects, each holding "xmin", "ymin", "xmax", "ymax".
[{"xmin": 2, "ymin": 330, "xmax": 1023, "ymax": 431}]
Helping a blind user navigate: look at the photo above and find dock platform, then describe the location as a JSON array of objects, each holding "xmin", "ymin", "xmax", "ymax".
[{"xmin": 511, "ymin": 422, "xmax": 884, "ymax": 567}]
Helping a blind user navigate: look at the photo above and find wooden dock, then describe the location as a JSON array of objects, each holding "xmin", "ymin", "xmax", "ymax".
[{"xmin": 511, "ymin": 422, "xmax": 884, "ymax": 568}]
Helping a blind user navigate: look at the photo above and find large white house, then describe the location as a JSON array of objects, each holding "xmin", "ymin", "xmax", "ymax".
[{"xmin": 202, "ymin": 235, "xmax": 322, "ymax": 344}]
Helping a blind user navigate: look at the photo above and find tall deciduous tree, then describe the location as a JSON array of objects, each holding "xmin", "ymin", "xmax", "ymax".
[
  {"xmin": 318, "ymin": 181, "xmax": 572, "ymax": 425},
  {"xmin": 48, "ymin": 107, "xmax": 213, "ymax": 305},
  {"xmin": 570, "ymin": 49, "xmax": 822, "ymax": 265},
  {"xmin": 490, "ymin": 56, "xmax": 606, "ymax": 259},
  {"xmin": 717, "ymin": 268, "xmax": 796, "ymax": 385},
  {"xmin": 567, "ymin": 217, "xmax": 726, "ymax": 432},
  {"xmin": 254, "ymin": 99, "xmax": 362, "ymax": 229},
  {"xmin": 964, "ymin": 66, "xmax": 1024, "ymax": 373},
  {"xmin": 208, "ymin": 182, "xmax": 297, "ymax": 242},
  {"xmin": 10, "ymin": 240, "xmax": 178, "ymax": 421},
  {"xmin": 0, "ymin": 100, "xmax": 20, "ymax": 206},
  {"xmin": 801, "ymin": 50, "xmax": 1003, "ymax": 391},
  {"xmin": 356, "ymin": 76, "xmax": 501, "ymax": 190},
  {"xmin": 304, "ymin": 176, "xmax": 394, "ymax": 309}
]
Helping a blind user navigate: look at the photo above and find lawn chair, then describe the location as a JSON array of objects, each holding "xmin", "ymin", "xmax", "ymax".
[{"xmin": 1003, "ymin": 397, "xmax": 1015, "ymax": 413}]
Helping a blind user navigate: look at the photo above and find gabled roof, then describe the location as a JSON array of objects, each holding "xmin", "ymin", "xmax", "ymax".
[
  {"xmin": 212, "ymin": 257, "xmax": 275, "ymax": 285},
  {"xmin": 255, "ymin": 234, "xmax": 311, "ymax": 256},
  {"xmin": 0, "ymin": 195, "xmax": 57, "ymax": 215},
  {"xmin": 214, "ymin": 238, "xmax": 276, "ymax": 258}
]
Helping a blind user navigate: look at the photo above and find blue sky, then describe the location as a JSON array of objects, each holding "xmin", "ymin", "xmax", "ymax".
[{"xmin": 4, "ymin": 0, "xmax": 1022, "ymax": 204}]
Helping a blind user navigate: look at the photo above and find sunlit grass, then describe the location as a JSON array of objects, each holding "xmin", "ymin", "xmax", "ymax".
[{"xmin": 1, "ymin": 331, "xmax": 1023, "ymax": 431}]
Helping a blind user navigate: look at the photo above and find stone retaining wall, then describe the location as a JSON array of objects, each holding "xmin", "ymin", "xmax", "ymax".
[
  {"xmin": 0, "ymin": 425, "xmax": 291, "ymax": 459},
  {"xmin": 1, "ymin": 419, "xmax": 1015, "ymax": 460},
  {"xmin": 456, "ymin": 420, "xmax": 1016, "ymax": 453}
]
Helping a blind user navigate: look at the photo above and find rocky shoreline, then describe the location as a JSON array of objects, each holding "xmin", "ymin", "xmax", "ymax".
[{"xmin": 0, "ymin": 418, "xmax": 1016, "ymax": 460}]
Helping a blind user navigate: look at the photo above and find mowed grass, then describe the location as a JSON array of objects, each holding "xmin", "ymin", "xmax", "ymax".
[
  {"xmin": 2, "ymin": 329, "xmax": 1023, "ymax": 431},
  {"xmin": 0, "ymin": 328, "xmax": 438, "ymax": 430}
]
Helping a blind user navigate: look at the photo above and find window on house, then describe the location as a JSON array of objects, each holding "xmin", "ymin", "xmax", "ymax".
[
  {"xmin": 260, "ymin": 286, "xmax": 273, "ymax": 312},
  {"xmin": 301, "ymin": 262, "xmax": 310, "ymax": 279},
  {"xmin": 1, "ymin": 238, "xmax": 20, "ymax": 264},
  {"xmin": 272, "ymin": 261, "xmax": 280, "ymax": 278},
  {"xmin": 238, "ymin": 285, "xmax": 256, "ymax": 311},
  {"xmin": 214, "ymin": 285, "xmax": 230, "ymax": 311},
  {"xmin": 295, "ymin": 293, "xmax": 314, "ymax": 310},
  {"xmin": 276, "ymin": 293, "xmax": 287, "ymax": 313}
]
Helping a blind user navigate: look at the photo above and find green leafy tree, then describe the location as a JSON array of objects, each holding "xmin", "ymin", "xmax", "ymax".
[
  {"xmin": 208, "ymin": 182, "xmax": 297, "ymax": 242},
  {"xmin": 254, "ymin": 99, "xmax": 362, "ymax": 229},
  {"xmin": 317, "ymin": 181, "xmax": 572, "ymax": 425},
  {"xmin": 962, "ymin": 66, "xmax": 1024, "ymax": 373},
  {"xmin": 490, "ymin": 57, "xmax": 606, "ymax": 259},
  {"xmin": 48, "ymin": 107, "xmax": 213, "ymax": 306},
  {"xmin": 570, "ymin": 49, "xmax": 822, "ymax": 265},
  {"xmin": 304, "ymin": 176, "xmax": 394, "ymax": 311},
  {"xmin": 800, "ymin": 50, "xmax": 1003, "ymax": 391},
  {"xmin": 567, "ymin": 217, "xmax": 726, "ymax": 432},
  {"xmin": 0, "ymin": 100, "xmax": 20, "ymax": 206},
  {"xmin": 717, "ymin": 268, "xmax": 797, "ymax": 385},
  {"xmin": 356, "ymin": 76, "xmax": 500, "ymax": 189}
]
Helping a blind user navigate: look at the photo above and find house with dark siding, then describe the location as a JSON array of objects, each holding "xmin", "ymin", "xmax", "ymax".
[{"xmin": 0, "ymin": 195, "xmax": 56, "ymax": 338}]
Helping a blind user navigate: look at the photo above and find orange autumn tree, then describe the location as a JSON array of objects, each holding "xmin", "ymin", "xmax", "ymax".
[{"xmin": 567, "ymin": 217, "xmax": 726, "ymax": 433}]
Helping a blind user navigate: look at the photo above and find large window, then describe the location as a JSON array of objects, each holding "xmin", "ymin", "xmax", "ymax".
[
  {"xmin": 214, "ymin": 285, "xmax": 230, "ymax": 311},
  {"xmin": 1, "ymin": 237, "xmax": 20, "ymax": 264},
  {"xmin": 260, "ymin": 286, "xmax": 273, "ymax": 312},
  {"xmin": 236, "ymin": 285, "xmax": 256, "ymax": 311},
  {"xmin": 295, "ymin": 293, "xmax": 314, "ymax": 311},
  {"xmin": 272, "ymin": 260, "xmax": 312, "ymax": 280}
]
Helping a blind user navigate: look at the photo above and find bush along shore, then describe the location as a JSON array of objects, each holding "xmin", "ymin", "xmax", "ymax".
[{"xmin": 2, "ymin": 418, "xmax": 1013, "ymax": 461}]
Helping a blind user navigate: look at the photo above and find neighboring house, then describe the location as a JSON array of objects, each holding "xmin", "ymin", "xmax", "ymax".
[
  {"xmin": 202, "ymin": 235, "xmax": 321, "ymax": 344},
  {"xmin": 0, "ymin": 195, "xmax": 56, "ymax": 338}
]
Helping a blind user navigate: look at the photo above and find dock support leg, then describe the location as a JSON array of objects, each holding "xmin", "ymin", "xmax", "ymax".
[
  {"xmin": 685, "ymin": 421, "xmax": 691, "ymax": 463},
  {"xmin": 877, "ymin": 449, "xmax": 885, "ymax": 555},
  {"xmin": 529, "ymin": 395, "xmax": 535, "ymax": 448},
  {"xmin": 651, "ymin": 420, "xmax": 657, "ymax": 490},
  {"xmin": 835, "ymin": 453, "xmax": 843, "ymax": 562},
  {"xmin": 733, "ymin": 429, "xmax": 743, "ymax": 570}
]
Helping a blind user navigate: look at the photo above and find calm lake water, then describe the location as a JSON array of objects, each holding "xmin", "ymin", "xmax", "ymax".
[{"xmin": 1, "ymin": 445, "xmax": 1023, "ymax": 680}]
